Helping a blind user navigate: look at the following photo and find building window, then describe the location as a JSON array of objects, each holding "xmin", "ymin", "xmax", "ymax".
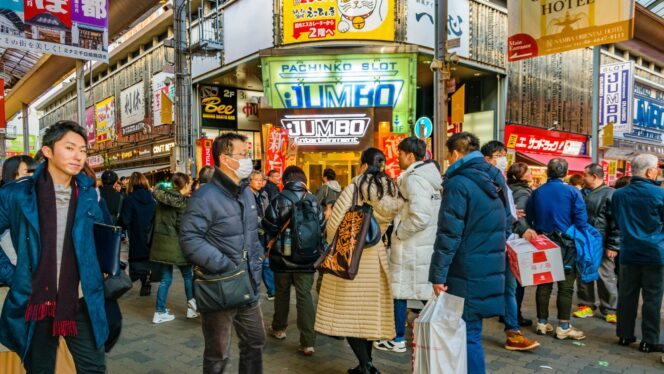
[
  {"xmin": 614, "ymin": 48, "xmax": 624, "ymax": 57},
  {"xmin": 144, "ymin": 40, "xmax": 153, "ymax": 50},
  {"xmin": 158, "ymin": 32, "xmax": 168, "ymax": 42},
  {"xmin": 131, "ymin": 50, "xmax": 140, "ymax": 59}
]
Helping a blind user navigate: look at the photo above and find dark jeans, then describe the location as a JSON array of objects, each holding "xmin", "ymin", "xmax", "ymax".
[
  {"xmin": 201, "ymin": 302, "xmax": 266, "ymax": 374},
  {"xmin": 617, "ymin": 263, "xmax": 664, "ymax": 344},
  {"xmin": 24, "ymin": 300, "xmax": 106, "ymax": 374},
  {"xmin": 466, "ymin": 319, "xmax": 486, "ymax": 374},
  {"xmin": 272, "ymin": 272, "xmax": 316, "ymax": 347},
  {"xmin": 394, "ymin": 299, "xmax": 407, "ymax": 342},
  {"xmin": 536, "ymin": 268, "xmax": 576, "ymax": 321}
]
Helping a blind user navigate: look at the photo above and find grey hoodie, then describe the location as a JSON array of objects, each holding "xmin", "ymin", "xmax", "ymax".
[{"xmin": 315, "ymin": 180, "xmax": 342, "ymax": 207}]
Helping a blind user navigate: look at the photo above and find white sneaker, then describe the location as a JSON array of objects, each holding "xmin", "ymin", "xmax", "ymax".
[
  {"xmin": 535, "ymin": 322, "xmax": 554, "ymax": 335},
  {"xmin": 555, "ymin": 325, "xmax": 586, "ymax": 340},
  {"xmin": 187, "ymin": 299, "xmax": 199, "ymax": 319},
  {"xmin": 153, "ymin": 311, "xmax": 175, "ymax": 324},
  {"xmin": 373, "ymin": 340, "xmax": 407, "ymax": 353}
]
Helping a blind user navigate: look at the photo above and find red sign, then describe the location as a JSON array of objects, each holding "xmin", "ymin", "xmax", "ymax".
[
  {"xmin": 0, "ymin": 79, "xmax": 5, "ymax": 132},
  {"xmin": 265, "ymin": 127, "xmax": 288, "ymax": 177},
  {"xmin": 200, "ymin": 139, "xmax": 213, "ymax": 167},
  {"xmin": 25, "ymin": 0, "xmax": 73, "ymax": 28},
  {"xmin": 504, "ymin": 125, "xmax": 588, "ymax": 157},
  {"xmin": 382, "ymin": 135, "xmax": 407, "ymax": 180}
]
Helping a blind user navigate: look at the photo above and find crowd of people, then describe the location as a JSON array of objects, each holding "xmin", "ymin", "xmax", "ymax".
[{"xmin": 0, "ymin": 121, "xmax": 662, "ymax": 374}]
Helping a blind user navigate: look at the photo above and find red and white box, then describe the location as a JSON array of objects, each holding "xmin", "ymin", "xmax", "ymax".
[{"xmin": 506, "ymin": 235, "xmax": 565, "ymax": 287}]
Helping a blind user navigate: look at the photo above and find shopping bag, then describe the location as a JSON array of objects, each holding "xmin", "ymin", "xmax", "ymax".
[{"xmin": 412, "ymin": 293, "xmax": 467, "ymax": 374}]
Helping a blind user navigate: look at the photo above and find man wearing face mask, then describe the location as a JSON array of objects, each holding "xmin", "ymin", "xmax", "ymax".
[
  {"xmin": 481, "ymin": 141, "xmax": 540, "ymax": 352},
  {"xmin": 179, "ymin": 133, "xmax": 266, "ymax": 373}
]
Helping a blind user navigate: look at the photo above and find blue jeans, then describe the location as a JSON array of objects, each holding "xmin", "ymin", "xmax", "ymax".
[
  {"xmin": 504, "ymin": 261, "xmax": 520, "ymax": 331},
  {"xmin": 156, "ymin": 264, "xmax": 193, "ymax": 313},
  {"xmin": 262, "ymin": 258, "xmax": 275, "ymax": 297},
  {"xmin": 393, "ymin": 299, "xmax": 407, "ymax": 342},
  {"xmin": 466, "ymin": 319, "xmax": 486, "ymax": 374}
]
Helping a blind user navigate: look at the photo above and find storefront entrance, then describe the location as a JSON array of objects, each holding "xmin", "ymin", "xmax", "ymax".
[{"xmin": 300, "ymin": 151, "xmax": 361, "ymax": 192}]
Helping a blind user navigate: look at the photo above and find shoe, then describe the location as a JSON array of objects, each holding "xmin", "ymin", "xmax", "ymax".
[
  {"xmin": 152, "ymin": 311, "xmax": 175, "ymax": 324},
  {"xmin": 572, "ymin": 305, "xmax": 594, "ymax": 319},
  {"xmin": 555, "ymin": 325, "xmax": 586, "ymax": 340},
  {"xmin": 140, "ymin": 283, "xmax": 151, "ymax": 297},
  {"xmin": 373, "ymin": 339, "xmax": 407, "ymax": 353},
  {"xmin": 536, "ymin": 322, "xmax": 554, "ymax": 335},
  {"xmin": 299, "ymin": 346, "xmax": 315, "ymax": 356},
  {"xmin": 267, "ymin": 295, "xmax": 275, "ymax": 301},
  {"xmin": 618, "ymin": 337, "xmax": 637, "ymax": 346},
  {"xmin": 518, "ymin": 316, "xmax": 533, "ymax": 327},
  {"xmin": 505, "ymin": 331, "xmax": 540, "ymax": 351},
  {"xmin": 269, "ymin": 328, "xmax": 287, "ymax": 340},
  {"xmin": 347, "ymin": 363, "xmax": 379, "ymax": 374},
  {"xmin": 605, "ymin": 314, "xmax": 617, "ymax": 324},
  {"xmin": 186, "ymin": 298, "xmax": 199, "ymax": 319},
  {"xmin": 639, "ymin": 342, "xmax": 664, "ymax": 353}
]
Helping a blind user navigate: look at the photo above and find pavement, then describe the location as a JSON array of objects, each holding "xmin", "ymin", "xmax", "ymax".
[{"xmin": 108, "ymin": 258, "xmax": 664, "ymax": 374}]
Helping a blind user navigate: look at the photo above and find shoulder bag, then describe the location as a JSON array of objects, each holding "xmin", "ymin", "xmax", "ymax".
[{"xmin": 193, "ymin": 250, "xmax": 257, "ymax": 312}]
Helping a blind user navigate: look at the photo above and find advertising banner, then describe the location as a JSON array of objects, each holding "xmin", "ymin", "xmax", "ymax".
[
  {"xmin": 282, "ymin": 0, "xmax": 395, "ymax": 45},
  {"xmin": 262, "ymin": 53, "xmax": 416, "ymax": 133},
  {"xmin": 406, "ymin": 0, "xmax": 469, "ymax": 58},
  {"xmin": 85, "ymin": 105, "xmax": 95, "ymax": 145},
  {"xmin": 196, "ymin": 138, "xmax": 213, "ymax": 171},
  {"xmin": 507, "ymin": 0, "xmax": 635, "ymax": 62},
  {"xmin": 120, "ymin": 81, "xmax": 145, "ymax": 135},
  {"xmin": 622, "ymin": 81, "xmax": 664, "ymax": 145},
  {"xmin": 382, "ymin": 135, "xmax": 407, "ymax": 180},
  {"xmin": 200, "ymin": 85, "xmax": 238, "ymax": 129},
  {"xmin": 0, "ymin": 79, "xmax": 5, "ymax": 133},
  {"xmin": 237, "ymin": 90, "xmax": 263, "ymax": 131},
  {"xmin": 599, "ymin": 62, "xmax": 633, "ymax": 134},
  {"xmin": 0, "ymin": 0, "xmax": 109, "ymax": 62},
  {"xmin": 504, "ymin": 124, "xmax": 588, "ymax": 156},
  {"xmin": 265, "ymin": 127, "xmax": 288, "ymax": 177},
  {"xmin": 152, "ymin": 72, "xmax": 175, "ymax": 127},
  {"xmin": 95, "ymin": 96, "xmax": 114, "ymax": 143},
  {"xmin": 5, "ymin": 134, "xmax": 36, "ymax": 156}
]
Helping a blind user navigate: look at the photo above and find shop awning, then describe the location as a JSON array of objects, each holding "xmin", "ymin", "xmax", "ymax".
[
  {"xmin": 518, "ymin": 152, "xmax": 593, "ymax": 172},
  {"xmin": 95, "ymin": 164, "xmax": 170, "ymax": 179}
]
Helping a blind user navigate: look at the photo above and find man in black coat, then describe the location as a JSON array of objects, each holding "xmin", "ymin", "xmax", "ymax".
[
  {"xmin": 180, "ymin": 133, "xmax": 265, "ymax": 374},
  {"xmin": 99, "ymin": 170, "xmax": 123, "ymax": 225},
  {"xmin": 264, "ymin": 169, "xmax": 281, "ymax": 201}
]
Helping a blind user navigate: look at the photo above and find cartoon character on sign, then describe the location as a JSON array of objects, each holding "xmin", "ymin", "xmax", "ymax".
[{"xmin": 337, "ymin": 0, "xmax": 387, "ymax": 33}]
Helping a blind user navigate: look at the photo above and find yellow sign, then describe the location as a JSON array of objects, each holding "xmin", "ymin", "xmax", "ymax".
[
  {"xmin": 451, "ymin": 84, "xmax": 465, "ymax": 124},
  {"xmin": 507, "ymin": 0, "xmax": 635, "ymax": 62},
  {"xmin": 95, "ymin": 97, "xmax": 115, "ymax": 143},
  {"xmin": 602, "ymin": 122, "xmax": 614, "ymax": 147},
  {"xmin": 282, "ymin": 0, "xmax": 395, "ymax": 45}
]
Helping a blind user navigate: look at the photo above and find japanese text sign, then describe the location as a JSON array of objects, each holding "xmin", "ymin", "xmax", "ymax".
[
  {"xmin": 507, "ymin": 0, "xmax": 635, "ymax": 62},
  {"xmin": 282, "ymin": 0, "xmax": 395, "ymax": 45},
  {"xmin": 0, "ymin": 79, "xmax": 5, "ymax": 132},
  {"xmin": 382, "ymin": 135, "xmax": 407, "ymax": 180},
  {"xmin": 265, "ymin": 127, "xmax": 288, "ymax": 176},
  {"xmin": 95, "ymin": 96, "xmax": 114, "ymax": 143},
  {"xmin": 85, "ymin": 106, "xmax": 95, "ymax": 145},
  {"xmin": 504, "ymin": 124, "xmax": 588, "ymax": 156},
  {"xmin": 120, "ymin": 81, "xmax": 145, "ymax": 135}
]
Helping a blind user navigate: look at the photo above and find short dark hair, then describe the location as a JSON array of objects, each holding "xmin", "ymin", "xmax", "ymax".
[
  {"xmin": 506, "ymin": 162, "xmax": 529, "ymax": 185},
  {"xmin": 323, "ymin": 168, "xmax": 336, "ymax": 181},
  {"xmin": 283, "ymin": 165, "xmax": 307, "ymax": 184},
  {"xmin": 268, "ymin": 169, "xmax": 280, "ymax": 177},
  {"xmin": 101, "ymin": 170, "xmax": 119, "ymax": 186},
  {"xmin": 171, "ymin": 172, "xmax": 192, "ymax": 191},
  {"xmin": 584, "ymin": 163, "xmax": 604, "ymax": 178},
  {"xmin": 42, "ymin": 120, "xmax": 87, "ymax": 149},
  {"xmin": 568, "ymin": 174, "xmax": 584, "ymax": 187},
  {"xmin": 398, "ymin": 137, "xmax": 426, "ymax": 161},
  {"xmin": 446, "ymin": 132, "xmax": 480, "ymax": 155},
  {"xmin": 547, "ymin": 158, "xmax": 568, "ymax": 179},
  {"xmin": 212, "ymin": 133, "xmax": 248, "ymax": 167},
  {"xmin": 615, "ymin": 176, "xmax": 632, "ymax": 189},
  {"xmin": 480, "ymin": 141, "xmax": 507, "ymax": 157},
  {"xmin": 198, "ymin": 165, "xmax": 214, "ymax": 184}
]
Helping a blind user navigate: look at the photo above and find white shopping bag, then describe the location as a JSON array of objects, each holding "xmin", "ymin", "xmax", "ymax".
[{"xmin": 412, "ymin": 293, "xmax": 467, "ymax": 374}]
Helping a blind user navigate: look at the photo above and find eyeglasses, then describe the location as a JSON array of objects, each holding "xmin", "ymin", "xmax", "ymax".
[{"xmin": 225, "ymin": 153, "xmax": 251, "ymax": 160}]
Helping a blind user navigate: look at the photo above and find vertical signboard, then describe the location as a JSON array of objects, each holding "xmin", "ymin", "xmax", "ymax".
[
  {"xmin": 152, "ymin": 72, "xmax": 175, "ymax": 127},
  {"xmin": 85, "ymin": 105, "xmax": 95, "ymax": 145},
  {"xmin": 265, "ymin": 127, "xmax": 288, "ymax": 176},
  {"xmin": 599, "ymin": 62, "xmax": 633, "ymax": 134},
  {"xmin": 95, "ymin": 96, "xmax": 114, "ymax": 143},
  {"xmin": 0, "ymin": 0, "xmax": 109, "ymax": 62},
  {"xmin": 120, "ymin": 81, "xmax": 145, "ymax": 135},
  {"xmin": 406, "ymin": 0, "xmax": 469, "ymax": 58},
  {"xmin": 282, "ymin": 0, "xmax": 395, "ymax": 45},
  {"xmin": 237, "ymin": 90, "xmax": 263, "ymax": 131},
  {"xmin": 382, "ymin": 135, "xmax": 407, "ymax": 180},
  {"xmin": 507, "ymin": 0, "xmax": 635, "ymax": 62},
  {"xmin": 200, "ymin": 85, "xmax": 238, "ymax": 129},
  {"xmin": 0, "ymin": 79, "xmax": 5, "ymax": 133}
]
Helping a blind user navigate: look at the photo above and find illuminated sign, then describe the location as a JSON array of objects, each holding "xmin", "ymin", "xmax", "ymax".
[
  {"xmin": 505, "ymin": 124, "xmax": 588, "ymax": 156},
  {"xmin": 200, "ymin": 85, "xmax": 237, "ymax": 129},
  {"xmin": 153, "ymin": 142, "xmax": 175, "ymax": 154},
  {"xmin": 262, "ymin": 54, "xmax": 416, "ymax": 134},
  {"xmin": 281, "ymin": 113, "xmax": 371, "ymax": 146}
]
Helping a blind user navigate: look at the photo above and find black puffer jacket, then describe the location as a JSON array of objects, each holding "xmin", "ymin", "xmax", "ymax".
[
  {"xmin": 179, "ymin": 168, "xmax": 263, "ymax": 297},
  {"xmin": 584, "ymin": 184, "xmax": 620, "ymax": 251},
  {"xmin": 509, "ymin": 181, "xmax": 533, "ymax": 237},
  {"xmin": 263, "ymin": 181, "xmax": 323, "ymax": 273}
]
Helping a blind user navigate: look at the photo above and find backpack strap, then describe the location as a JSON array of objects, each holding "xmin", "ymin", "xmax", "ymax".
[{"xmin": 265, "ymin": 190, "xmax": 304, "ymax": 257}]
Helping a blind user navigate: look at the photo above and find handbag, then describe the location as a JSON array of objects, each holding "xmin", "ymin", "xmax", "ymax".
[
  {"xmin": 193, "ymin": 250, "xmax": 257, "ymax": 312},
  {"xmin": 94, "ymin": 223, "xmax": 122, "ymax": 276},
  {"xmin": 104, "ymin": 262, "xmax": 133, "ymax": 299},
  {"xmin": 315, "ymin": 184, "xmax": 381, "ymax": 280}
]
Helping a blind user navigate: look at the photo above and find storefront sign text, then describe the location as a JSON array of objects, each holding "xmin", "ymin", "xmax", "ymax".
[
  {"xmin": 153, "ymin": 142, "xmax": 175, "ymax": 155},
  {"xmin": 200, "ymin": 85, "xmax": 238, "ymax": 129},
  {"xmin": 383, "ymin": 135, "xmax": 407, "ymax": 180},
  {"xmin": 281, "ymin": 113, "xmax": 371, "ymax": 146},
  {"xmin": 95, "ymin": 96, "xmax": 115, "ymax": 143},
  {"xmin": 599, "ymin": 62, "xmax": 633, "ymax": 134},
  {"xmin": 265, "ymin": 127, "xmax": 288, "ymax": 176},
  {"xmin": 505, "ymin": 124, "xmax": 588, "ymax": 156},
  {"xmin": 120, "ymin": 81, "xmax": 145, "ymax": 135}
]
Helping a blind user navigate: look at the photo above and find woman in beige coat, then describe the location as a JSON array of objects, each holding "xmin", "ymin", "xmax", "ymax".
[{"xmin": 315, "ymin": 147, "xmax": 403, "ymax": 374}]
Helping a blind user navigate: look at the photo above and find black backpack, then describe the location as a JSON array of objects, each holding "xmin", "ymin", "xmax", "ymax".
[{"xmin": 281, "ymin": 190, "xmax": 322, "ymax": 265}]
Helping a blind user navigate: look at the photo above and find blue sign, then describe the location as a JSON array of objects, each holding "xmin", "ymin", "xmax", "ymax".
[
  {"xmin": 414, "ymin": 116, "xmax": 433, "ymax": 139},
  {"xmin": 633, "ymin": 95, "xmax": 664, "ymax": 132}
]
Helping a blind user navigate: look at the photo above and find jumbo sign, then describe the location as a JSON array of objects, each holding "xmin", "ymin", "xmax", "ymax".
[{"xmin": 281, "ymin": 113, "xmax": 371, "ymax": 146}]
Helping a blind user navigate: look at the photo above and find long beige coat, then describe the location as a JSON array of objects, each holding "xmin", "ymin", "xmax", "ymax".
[{"xmin": 315, "ymin": 176, "xmax": 403, "ymax": 340}]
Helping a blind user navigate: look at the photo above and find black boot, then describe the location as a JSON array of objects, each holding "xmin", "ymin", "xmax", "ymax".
[
  {"xmin": 140, "ymin": 280, "xmax": 151, "ymax": 296},
  {"xmin": 518, "ymin": 315, "xmax": 533, "ymax": 327},
  {"xmin": 639, "ymin": 341, "xmax": 664, "ymax": 353}
]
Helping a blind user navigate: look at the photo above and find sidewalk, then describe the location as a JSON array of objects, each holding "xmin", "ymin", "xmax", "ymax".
[{"xmin": 108, "ymin": 266, "xmax": 664, "ymax": 374}]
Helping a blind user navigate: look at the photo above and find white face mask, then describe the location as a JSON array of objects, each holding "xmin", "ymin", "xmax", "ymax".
[
  {"xmin": 233, "ymin": 158, "xmax": 254, "ymax": 180},
  {"xmin": 496, "ymin": 156, "xmax": 508, "ymax": 173}
]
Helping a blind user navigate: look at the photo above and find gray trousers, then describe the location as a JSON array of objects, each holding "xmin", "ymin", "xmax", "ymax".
[
  {"xmin": 576, "ymin": 254, "xmax": 619, "ymax": 315},
  {"xmin": 201, "ymin": 302, "xmax": 266, "ymax": 374}
]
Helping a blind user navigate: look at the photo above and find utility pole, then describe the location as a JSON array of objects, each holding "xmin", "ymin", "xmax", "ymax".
[
  {"xmin": 591, "ymin": 46, "xmax": 600, "ymax": 163},
  {"xmin": 173, "ymin": 0, "xmax": 193, "ymax": 174},
  {"xmin": 432, "ymin": 0, "xmax": 449, "ymax": 168}
]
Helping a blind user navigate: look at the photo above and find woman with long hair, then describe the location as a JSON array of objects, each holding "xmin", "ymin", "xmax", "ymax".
[
  {"xmin": 119, "ymin": 172, "xmax": 157, "ymax": 296},
  {"xmin": 315, "ymin": 148, "xmax": 403, "ymax": 374},
  {"xmin": 150, "ymin": 173, "xmax": 198, "ymax": 323},
  {"xmin": 1, "ymin": 155, "xmax": 37, "ymax": 186}
]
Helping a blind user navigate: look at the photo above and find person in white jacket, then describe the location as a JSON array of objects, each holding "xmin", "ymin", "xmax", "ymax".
[{"xmin": 374, "ymin": 137, "xmax": 442, "ymax": 353}]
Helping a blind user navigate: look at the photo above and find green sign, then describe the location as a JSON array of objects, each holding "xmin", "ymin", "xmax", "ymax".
[
  {"xmin": 262, "ymin": 53, "xmax": 417, "ymax": 134},
  {"xmin": 6, "ymin": 135, "xmax": 36, "ymax": 155}
]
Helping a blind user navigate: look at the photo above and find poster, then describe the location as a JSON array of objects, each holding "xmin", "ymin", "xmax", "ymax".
[
  {"xmin": 282, "ymin": 0, "xmax": 395, "ymax": 45},
  {"xmin": 0, "ymin": 0, "xmax": 109, "ymax": 62},
  {"xmin": 120, "ymin": 81, "xmax": 145, "ymax": 135},
  {"xmin": 152, "ymin": 72, "xmax": 175, "ymax": 127},
  {"xmin": 262, "ymin": 53, "xmax": 416, "ymax": 133},
  {"xmin": 406, "ymin": 0, "xmax": 469, "ymax": 58},
  {"xmin": 200, "ymin": 85, "xmax": 238, "ymax": 129},
  {"xmin": 85, "ymin": 105, "xmax": 95, "ymax": 145},
  {"xmin": 95, "ymin": 96, "xmax": 114, "ymax": 143},
  {"xmin": 0, "ymin": 79, "xmax": 5, "ymax": 132},
  {"xmin": 507, "ymin": 0, "xmax": 635, "ymax": 62},
  {"xmin": 5, "ymin": 134, "xmax": 36, "ymax": 156},
  {"xmin": 382, "ymin": 135, "xmax": 407, "ymax": 180},
  {"xmin": 237, "ymin": 89, "xmax": 263, "ymax": 131},
  {"xmin": 265, "ymin": 127, "xmax": 288, "ymax": 176},
  {"xmin": 622, "ymin": 81, "xmax": 664, "ymax": 145},
  {"xmin": 599, "ymin": 62, "xmax": 633, "ymax": 134}
]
